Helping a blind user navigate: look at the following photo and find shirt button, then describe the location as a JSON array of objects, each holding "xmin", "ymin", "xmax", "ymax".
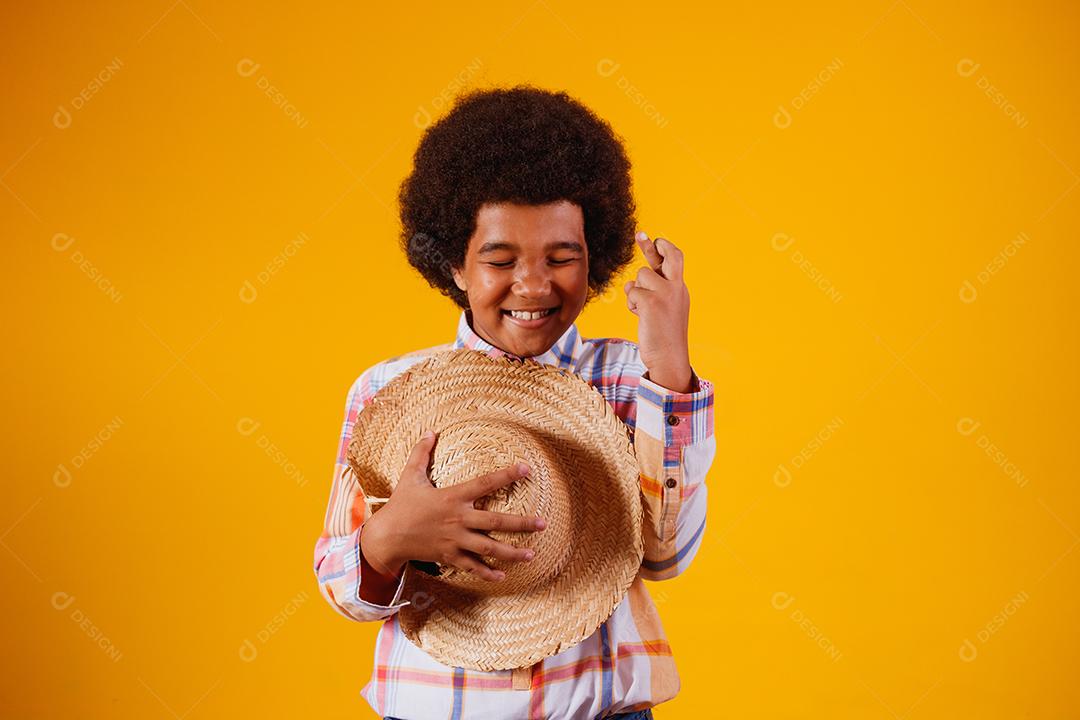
[
  {"xmin": 666, "ymin": 414, "xmax": 680, "ymax": 426},
  {"xmin": 665, "ymin": 477, "xmax": 677, "ymax": 489}
]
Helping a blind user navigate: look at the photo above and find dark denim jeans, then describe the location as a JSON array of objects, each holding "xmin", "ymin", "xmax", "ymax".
[{"xmin": 385, "ymin": 711, "xmax": 652, "ymax": 720}]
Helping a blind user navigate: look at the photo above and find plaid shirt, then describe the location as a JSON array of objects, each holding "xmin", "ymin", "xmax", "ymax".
[{"xmin": 314, "ymin": 310, "xmax": 716, "ymax": 720}]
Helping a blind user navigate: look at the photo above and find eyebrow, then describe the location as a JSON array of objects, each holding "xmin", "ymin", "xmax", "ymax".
[{"xmin": 476, "ymin": 240, "xmax": 585, "ymax": 255}]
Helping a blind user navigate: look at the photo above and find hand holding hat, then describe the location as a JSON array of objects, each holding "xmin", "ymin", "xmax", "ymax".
[{"xmin": 361, "ymin": 431, "xmax": 547, "ymax": 583}]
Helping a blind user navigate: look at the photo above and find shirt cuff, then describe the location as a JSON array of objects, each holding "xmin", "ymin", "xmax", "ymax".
[
  {"xmin": 356, "ymin": 525, "xmax": 411, "ymax": 613},
  {"xmin": 360, "ymin": 571, "xmax": 409, "ymax": 612},
  {"xmin": 637, "ymin": 367, "xmax": 715, "ymax": 451}
]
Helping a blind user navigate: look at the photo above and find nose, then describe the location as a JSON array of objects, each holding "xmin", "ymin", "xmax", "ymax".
[{"xmin": 512, "ymin": 260, "xmax": 553, "ymax": 299}]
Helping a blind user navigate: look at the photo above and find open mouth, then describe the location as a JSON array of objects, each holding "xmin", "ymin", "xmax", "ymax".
[
  {"xmin": 501, "ymin": 307, "xmax": 559, "ymax": 321},
  {"xmin": 501, "ymin": 306, "xmax": 560, "ymax": 328}
]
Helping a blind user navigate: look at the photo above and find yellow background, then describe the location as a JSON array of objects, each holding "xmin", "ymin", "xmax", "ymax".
[{"xmin": 2, "ymin": 1, "xmax": 1077, "ymax": 717}]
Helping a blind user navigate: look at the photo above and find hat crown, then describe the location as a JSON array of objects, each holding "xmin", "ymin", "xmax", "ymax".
[{"xmin": 431, "ymin": 418, "xmax": 574, "ymax": 594}]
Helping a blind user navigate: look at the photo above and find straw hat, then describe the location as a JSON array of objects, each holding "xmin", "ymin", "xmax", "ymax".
[{"xmin": 346, "ymin": 347, "xmax": 643, "ymax": 671}]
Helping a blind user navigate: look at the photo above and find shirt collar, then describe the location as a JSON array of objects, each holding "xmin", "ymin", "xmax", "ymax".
[{"xmin": 452, "ymin": 309, "xmax": 583, "ymax": 370}]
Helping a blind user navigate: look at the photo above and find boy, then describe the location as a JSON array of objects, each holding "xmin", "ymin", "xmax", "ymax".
[{"xmin": 314, "ymin": 85, "xmax": 715, "ymax": 720}]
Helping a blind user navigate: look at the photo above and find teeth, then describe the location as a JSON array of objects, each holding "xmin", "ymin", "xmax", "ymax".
[{"xmin": 508, "ymin": 308, "xmax": 555, "ymax": 320}]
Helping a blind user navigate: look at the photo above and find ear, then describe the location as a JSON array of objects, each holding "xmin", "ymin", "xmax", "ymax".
[{"xmin": 451, "ymin": 266, "xmax": 467, "ymax": 292}]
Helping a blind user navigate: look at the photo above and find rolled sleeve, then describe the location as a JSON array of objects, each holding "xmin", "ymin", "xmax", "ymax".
[
  {"xmin": 314, "ymin": 521, "xmax": 411, "ymax": 621},
  {"xmin": 634, "ymin": 368, "xmax": 716, "ymax": 580},
  {"xmin": 312, "ymin": 372, "xmax": 412, "ymax": 622}
]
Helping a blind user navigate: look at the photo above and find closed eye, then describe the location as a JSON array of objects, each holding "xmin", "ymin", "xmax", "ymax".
[{"xmin": 486, "ymin": 258, "xmax": 578, "ymax": 268}]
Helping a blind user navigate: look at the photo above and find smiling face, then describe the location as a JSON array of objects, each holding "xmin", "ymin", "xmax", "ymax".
[{"xmin": 451, "ymin": 200, "xmax": 590, "ymax": 358}]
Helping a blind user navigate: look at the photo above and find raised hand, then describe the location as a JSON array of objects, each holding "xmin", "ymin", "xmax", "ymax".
[{"xmin": 623, "ymin": 231, "xmax": 694, "ymax": 393}]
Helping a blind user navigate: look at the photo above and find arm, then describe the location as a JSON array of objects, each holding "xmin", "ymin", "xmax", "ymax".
[
  {"xmin": 634, "ymin": 366, "xmax": 716, "ymax": 581},
  {"xmin": 312, "ymin": 372, "xmax": 412, "ymax": 621}
]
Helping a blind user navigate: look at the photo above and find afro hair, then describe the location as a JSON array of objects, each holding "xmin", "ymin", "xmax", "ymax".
[{"xmin": 398, "ymin": 84, "xmax": 638, "ymax": 309}]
